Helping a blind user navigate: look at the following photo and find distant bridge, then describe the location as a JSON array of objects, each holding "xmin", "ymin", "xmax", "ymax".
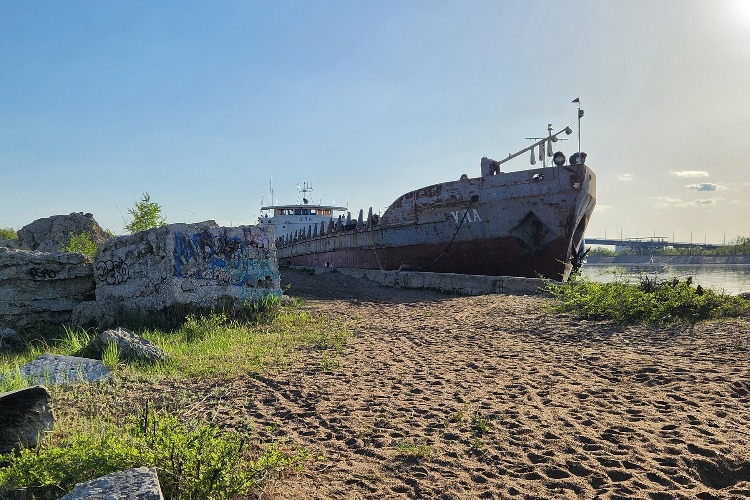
[{"xmin": 585, "ymin": 237, "xmax": 720, "ymax": 254}]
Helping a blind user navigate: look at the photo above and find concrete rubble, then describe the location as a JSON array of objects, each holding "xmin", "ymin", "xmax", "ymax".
[
  {"xmin": 0, "ymin": 385, "xmax": 55, "ymax": 454},
  {"xmin": 17, "ymin": 212, "xmax": 109, "ymax": 253},
  {"xmin": 18, "ymin": 354, "xmax": 112, "ymax": 385},
  {"xmin": 100, "ymin": 327, "xmax": 166, "ymax": 362},
  {"xmin": 58, "ymin": 467, "xmax": 164, "ymax": 500},
  {"xmin": 1, "ymin": 219, "xmax": 280, "ymax": 328}
]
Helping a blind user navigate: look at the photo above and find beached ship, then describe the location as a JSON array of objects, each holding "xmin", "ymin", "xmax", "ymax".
[{"xmin": 261, "ymin": 125, "xmax": 595, "ymax": 281}]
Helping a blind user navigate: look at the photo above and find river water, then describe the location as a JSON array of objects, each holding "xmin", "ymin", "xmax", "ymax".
[{"xmin": 580, "ymin": 262, "xmax": 750, "ymax": 295}]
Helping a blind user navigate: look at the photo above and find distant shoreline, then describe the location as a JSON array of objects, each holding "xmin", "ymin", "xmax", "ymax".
[{"xmin": 587, "ymin": 255, "xmax": 750, "ymax": 265}]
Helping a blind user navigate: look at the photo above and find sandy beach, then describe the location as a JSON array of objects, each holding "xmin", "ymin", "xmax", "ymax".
[{"xmin": 154, "ymin": 267, "xmax": 750, "ymax": 499}]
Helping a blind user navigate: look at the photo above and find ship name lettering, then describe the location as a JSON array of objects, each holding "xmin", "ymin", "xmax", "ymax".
[{"xmin": 449, "ymin": 209, "xmax": 482, "ymax": 224}]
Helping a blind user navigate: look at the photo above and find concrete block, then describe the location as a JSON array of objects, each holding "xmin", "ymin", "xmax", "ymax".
[{"xmin": 94, "ymin": 222, "xmax": 280, "ymax": 312}]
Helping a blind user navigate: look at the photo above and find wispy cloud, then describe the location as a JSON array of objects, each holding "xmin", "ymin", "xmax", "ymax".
[
  {"xmin": 617, "ymin": 174, "xmax": 633, "ymax": 181},
  {"xmin": 652, "ymin": 196, "xmax": 721, "ymax": 207},
  {"xmin": 594, "ymin": 205, "xmax": 610, "ymax": 211},
  {"xmin": 687, "ymin": 183, "xmax": 725, "ymax": 192},
  {"xmin": 670, "ymin": 170, "xmax": 709, "ymax": 177},
  {"xmin": 652, "ymin": 196, "xmax": 683, "ymax": 207},
  {"xmin": 685, "ymin": 198, "xmax": 719, "ymax": 207}
]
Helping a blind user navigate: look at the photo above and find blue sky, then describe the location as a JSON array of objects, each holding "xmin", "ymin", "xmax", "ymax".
[{"xmin": 1, "ymin": 0, "xmax": 749, "ymax": 244}]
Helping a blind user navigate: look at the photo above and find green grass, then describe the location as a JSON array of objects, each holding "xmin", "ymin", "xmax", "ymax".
[
  {"xmin": 0, "ymin": 304, "xmax": 350, "ymax": 498},
  {"xmin": 0, "ymin": 405, "xmax": 308, "ymax": 499},
  {"xmin": 546, "ymin": 272, "xmax": 750, "ymax": 324}
]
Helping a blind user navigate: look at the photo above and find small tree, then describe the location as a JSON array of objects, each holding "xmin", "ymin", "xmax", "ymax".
[
  {"xmin": 0, "ymin": 228, "xmax": 17, "ymax": 239},
  {"xmin": 125, "ymin": 193, "xmax": 166, "ymax": 234}
]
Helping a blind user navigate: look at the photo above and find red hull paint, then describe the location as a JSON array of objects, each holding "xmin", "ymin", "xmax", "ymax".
[{"xmin": 281, "ymin": 236, "xmax": 573, "ymax": 281}]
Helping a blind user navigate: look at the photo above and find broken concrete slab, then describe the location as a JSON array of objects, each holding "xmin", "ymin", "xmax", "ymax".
[
  {"xmin": 18, "ymin": 354, "xmax": 112, "ymax": 386},
  {"xmin": 58, "ymin": 467, "xmax": 164, "ymax": 500}
]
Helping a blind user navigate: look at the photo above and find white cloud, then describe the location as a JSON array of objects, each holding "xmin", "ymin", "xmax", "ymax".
[
  {"xmin": 687, "ymin": 183, "xmax": 726, "ymax": 192},
  {"xmin": 670, "ymin": 170, "xmax": 709, "ymax": 177},
  {"xmin": 594, "ymin": 204, "xmax": 610, "ymax": 211},
  {"xmin": 617, "ymin": 174, "xmax": 633, "ymax": 181}
]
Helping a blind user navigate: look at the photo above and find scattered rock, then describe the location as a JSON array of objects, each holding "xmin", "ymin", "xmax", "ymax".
[
  {"xmin": 0, "ymin": 247, "xmax": 95, "ymax": 327},
  {"xmin": 58, "ymin": 467, "xmax": 164, "ymax": 500},
  {"xmin": 18, "ymin": 354, "xmax": 112, "ymax": 385},
  {"xmin": 0, "ymin": 326, "xmax": 21, "ymax": 350},
  {"xmin": 100, "ymin": 327, "xmax": 166, "ymax": 362},
  {"xmin": 0, "ymin": 385, "xmax": 55, "ymax": 454},
  {"xmin": 17, "ymin": 212, "xmax": 109, "ymax": 253}
]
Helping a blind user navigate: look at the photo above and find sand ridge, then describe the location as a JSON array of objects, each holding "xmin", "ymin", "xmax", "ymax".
[{"xmin": 210, "ymin": 269, "xmax": 750, "ymax": 498}]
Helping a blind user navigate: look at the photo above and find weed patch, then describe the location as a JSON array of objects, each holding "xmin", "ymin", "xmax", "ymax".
[
  {"xmin": 0, "ymin": 404, "xmax": 307, "ymax": 499},
  {"xmin": 545, "ymin": 272, "xmax": 749, "ymax": 324}
]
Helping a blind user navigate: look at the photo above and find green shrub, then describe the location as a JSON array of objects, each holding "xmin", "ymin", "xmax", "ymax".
[
  {"xmin": 546, "ymin": 273, "xmax": 749, "ymax": 324},
  {"xmin": 61, "ymin": 232, "xmax": 98, "ymax": 259},
  {"xmin": 0, "ymin": 227, "xmax": 17, "ymax": 239}
]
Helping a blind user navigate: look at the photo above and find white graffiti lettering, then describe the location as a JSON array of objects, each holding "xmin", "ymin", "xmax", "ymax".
[{"xmin": 449, "ymin": 209, "xmax": 482, "ymax": 224}]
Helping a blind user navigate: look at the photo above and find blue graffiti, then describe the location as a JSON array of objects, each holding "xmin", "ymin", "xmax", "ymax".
[{"xmin": 173, "ymin": 229, "xmax": 276, "ymax": 287}]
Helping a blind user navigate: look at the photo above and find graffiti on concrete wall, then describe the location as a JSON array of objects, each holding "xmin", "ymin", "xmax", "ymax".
[
  {"xmin": 28, "ymin": 267, "xmax": 57, "ymax": 279},
  {"xmin": 95, "ymin": 259, "xmax": 130, "ymax": 285},
  {"xmin": 173, "ymin": 228, "xmax": 276, "ymax": 287}
]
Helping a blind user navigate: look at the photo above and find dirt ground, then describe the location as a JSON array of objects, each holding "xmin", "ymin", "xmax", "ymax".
[{"xmin": 208, "ymin": 268, "xmax": 750, "ymax": 498}]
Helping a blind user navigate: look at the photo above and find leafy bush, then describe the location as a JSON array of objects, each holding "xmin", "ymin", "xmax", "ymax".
[
  {"xmin": 125, "ymin": 193, "xmax": 166, "ymax": 234},
  {"xmin": 0, "ymin": 227, "xmax": 17, "ymax": 239},
  {"xmin": 61, "ymin": 232, "xmax": 98, "ymax": 259},
  {"xmin": 546, "ymin": 273, "xmax": 749, "ymax": 324},
  {"xmin": 0, "ymin": 406, "xmax": 307, "ymax": 499}
]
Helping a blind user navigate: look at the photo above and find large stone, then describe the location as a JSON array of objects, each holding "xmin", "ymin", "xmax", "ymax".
[
  {"xmin": 18, "ymin": 354, "xmax": 112, "ymax": 385},
  {"xmin": 58, "ymin": 467, "xmax": 164, "ymax": 500},
  {"xmin": 94, "ymin": 221, "xmax": 280, "ymax": 313},
  {"xmin": 100, "ymin": 327, "xmax": 166, "ymax": 363},
  {"xmin": 0, "ymin": 386, "xmax": 55, "ymax": 453},
  {"xmin": 0, "ymin": 248, "xmax": 95, "ymax": 327},
  {"xmin": 17, "ymin": 212, "xmax": 109, "ymax": 253}
]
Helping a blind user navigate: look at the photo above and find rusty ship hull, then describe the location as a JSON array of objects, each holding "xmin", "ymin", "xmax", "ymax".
[{"xmin": 275, "ymin": 161, "xmax": 595, "ymax": 281}]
